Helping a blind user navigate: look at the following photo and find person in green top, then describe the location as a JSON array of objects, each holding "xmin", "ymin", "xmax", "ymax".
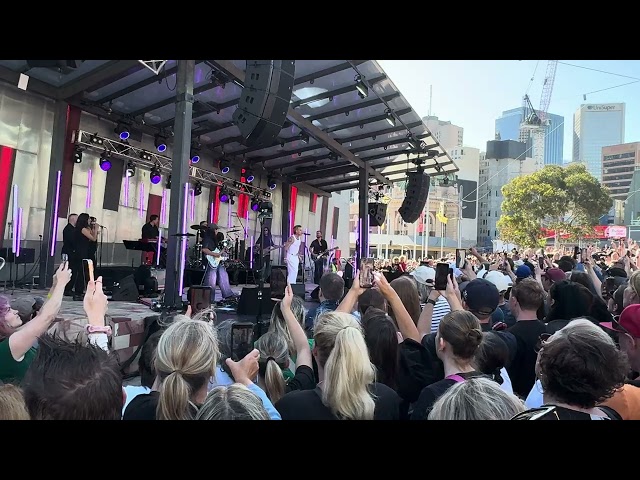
[{"xmin": 0, "ymin": 262, "xmax": 71, "ymax": 384}]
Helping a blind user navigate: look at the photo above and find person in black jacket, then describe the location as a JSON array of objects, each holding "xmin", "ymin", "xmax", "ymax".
[{"xmin": 61, "ymin": 214, "xmax": 77, "ymax": 296}]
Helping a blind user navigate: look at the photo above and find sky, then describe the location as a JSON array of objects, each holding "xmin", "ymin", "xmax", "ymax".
[{"xmin": 377, "ymin": 60, "xmax": 640, "ymax": 161}]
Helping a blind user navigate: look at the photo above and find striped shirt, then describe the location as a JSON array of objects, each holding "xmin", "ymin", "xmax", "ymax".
[{"xmin": 431, "ymin": 297, "xmax": 451, "ymax": 333}]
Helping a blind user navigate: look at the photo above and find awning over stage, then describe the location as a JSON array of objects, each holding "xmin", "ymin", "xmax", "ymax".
[{"xmin": 0, "ymin": 60, "xmax": 458, "ymax": 195}]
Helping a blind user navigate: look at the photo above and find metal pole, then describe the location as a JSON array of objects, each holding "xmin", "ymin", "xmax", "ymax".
[
  {"xmin": 358, "ymin": 167, "xmax": 369, "ymax": 261},
  {"xmin": 40, "ymin": 100, "xmax": 68, "ymax": 288},
  {"xmin": 413, "ymin": 221, "xmax": 417, "ymax": 260},
  {"xmin": 164, "ymin": 60, "xmax": 195, "ymax": 308},
  {"xmin": 377, "ymin": 225, "xmax": 381, "ymax": 258}
]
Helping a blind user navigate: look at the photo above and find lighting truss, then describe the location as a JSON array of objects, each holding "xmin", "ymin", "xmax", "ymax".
[
  {"xmin": 74, "ymin": 130, "xmax": 272, "ymax": 201},
  {"xmin": 138, "ymin": 60, "xmax": 168, "ymax": 75}
]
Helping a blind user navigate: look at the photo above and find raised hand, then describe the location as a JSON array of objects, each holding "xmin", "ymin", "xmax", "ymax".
[
  {"xmin": 225, "ymin": 348, "xmax": 260, "ymax": 385},
  {"xmin": 84, "ymin": 276, "xmax": 108, "ymax": 326}
]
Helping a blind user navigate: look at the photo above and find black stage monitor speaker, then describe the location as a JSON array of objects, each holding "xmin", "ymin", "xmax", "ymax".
[
  {"xmin": 111, "ymin": 275, "xmax": 139, "ymax": 302},
  {"xmin": 270, "ymin": 265, "xmax": 288, "ymax": 299},
  {"xmin": 368, "ymin": 202, "xmax": 388, "ymax": 227},
  {"xmin": 399, "ymin": 172, "xmax": 431, "ymax": 224},
  {"xmin": 291, "ymin": 283, "xmax": 306, "ymax": 301},
  {"xmin": 237, "ymin": 287, "xmax": 275, "ymax": 316},
  {"xmin": 232, "ymin": 60, "xmax": 296, "ymax": 147}
]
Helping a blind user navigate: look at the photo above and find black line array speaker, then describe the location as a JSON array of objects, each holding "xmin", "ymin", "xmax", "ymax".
[
  {"xmin": 111, "ymin": 275, "xmax": 139, "ymax": 302},
  {"xmin": 236, "ymin": 287, "xmax": 275, "ymax": 316},
  {"xmin": 232, "ymin": 60, "xmax": 296, "ymax": 147},
  {"xmin": 399, "ymin": 172, "xmax": 431, "ymax": 223},
  {"xmin": 368, "ymin": 202, "xmax": 388, "ymax": 227}
]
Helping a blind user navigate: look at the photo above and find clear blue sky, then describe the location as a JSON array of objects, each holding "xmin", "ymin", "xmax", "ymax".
[{"xmin": 378, "ymin": 60, "xmax": 640, "ymax": 161}]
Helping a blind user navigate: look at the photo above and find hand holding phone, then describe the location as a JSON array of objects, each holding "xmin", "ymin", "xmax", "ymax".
[
  {"xmin": 359, "ymin": 258, "xmax": 375, "ymax": 288},
  {"xmin": 434, "ymin": 262, "xmax": 450, "ymax": 291},
  {"xmin": 83, "ymin": 259, "xmax": 94, "ymax": 283},
  {"xmin": 231, "ymin": 323, "xmax": 254, "ymax": 362}
]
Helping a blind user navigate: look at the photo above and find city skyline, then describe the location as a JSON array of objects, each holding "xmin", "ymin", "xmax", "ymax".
[{"xmin": 378, "ymin": 60, "xmax": 640, "ymax": 160}]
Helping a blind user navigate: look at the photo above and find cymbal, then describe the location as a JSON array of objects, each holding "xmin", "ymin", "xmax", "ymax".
[
  {"xmin": 172, "ymin": 233, "xmax": 195, "ymax": 237},
  {"xmin": 190, "ymin": 224, "xmax": 205, "ymax": 231}
]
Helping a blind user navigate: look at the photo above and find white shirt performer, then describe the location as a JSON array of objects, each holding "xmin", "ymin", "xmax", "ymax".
[{"xmin": 283, "ymin": 225, "xmax": 303, "ymax": 284}]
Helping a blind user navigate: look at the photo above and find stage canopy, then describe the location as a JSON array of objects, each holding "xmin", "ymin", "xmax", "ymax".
[{"xmin": 0, "ymin": 60, "xmax": 458, "ymax": 195}]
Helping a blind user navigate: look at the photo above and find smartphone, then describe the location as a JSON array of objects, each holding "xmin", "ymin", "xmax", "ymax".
[
  {"xmin": 538, "ymin": 256, "xmax": 545, "ymax": 270},
  {"xmin": 573, "ymin": 246, "xmax": 580, "ymax": 260},
  {"xmin": 456, "ymin": 249, "xmax": 466, "ymax": 269},
  {"xmin": 82, "ymin": 259, "xmax": 94, "ymax": 283},
  {"xmin": 188, "ymin": 285, "xmax": 211, "ymax": 316},
  {"xmin": 581, "ymin": 248, "xmax": 588, "ymax": 263},
  {"xmin": 359, "ymin": 257, "xmax": 375, "ymax": 288},
  {"xmin": 231, "ymin": 322, "xmax": 254, "ymax": 362},
  {"xmin": 434, "ymin": 262, "xmax": 450, "ymax": 291}
]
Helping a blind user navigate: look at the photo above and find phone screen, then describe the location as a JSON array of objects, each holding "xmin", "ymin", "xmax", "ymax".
[
  {"xmin": 189, "ymin": 286, "xmax": 211, "ymax": 316},
  {"xmin": 456, "ymin": 249, "xmax": 466, "ymax": 269},
  {"xmin": 434, "ymin": 262, "xmax": 450, "ymax": 291},
  {"xmin": 573, "ymin": 246, "xmax": 580, "ymax": 260},
  {"xmin": 231, "ymin": 323, "xmax": 254, "ymax": 362},
  {"xmin": 359, "ymin": 257, "xmax": 375, "ymax": 288},
  {"xmin": 538, "ymin": 257, "xmax": 545, "ymax": 270},
  {"xmin": 581, "ymin": 248, "xmax": 588, "ymax": 263},
  {"xmin": 82, "ymin": 259, "xmax": 94, "ymax": 283}
]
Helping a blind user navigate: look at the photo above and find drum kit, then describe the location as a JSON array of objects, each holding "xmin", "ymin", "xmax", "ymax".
[{"xmin": 187, "ymin": 224, "xmax": 241, "ymax": 268}]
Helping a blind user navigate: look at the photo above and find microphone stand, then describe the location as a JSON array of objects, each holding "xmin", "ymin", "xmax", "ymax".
[{"xmin": 301, "ymin": 233, "xmax": 311, "ymax": 286}]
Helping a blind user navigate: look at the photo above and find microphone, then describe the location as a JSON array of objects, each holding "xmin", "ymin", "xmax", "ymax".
[{"xmin": 302, "ymin": 233, "xmax": 310, "ymax": 236}]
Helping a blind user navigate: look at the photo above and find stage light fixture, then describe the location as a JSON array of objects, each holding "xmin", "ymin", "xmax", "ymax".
[
  {"xmin": 219, "ymin": 187, "xmax": 230, "ymax": 203},
  {"xmin": 99, "ymin": 151, "xmax": 112, "ymax": 171},
  {"xmin": 194, "ymin": 182, "xmax": 203, "ymax": 196},
  {"xmin": 150, "ymin": 165, "xmax": 162, "ymax": 185},
  {"xmin": 385, "ymin": 109, "xmax": 396, "ymax": 126},
  {"xmin": 218, "ymin": 159, "xmax": 230, "ymax": 174},
  {"xmin": 154, "ymin": 134, "xmax": 167, "ymax": 153},
  {"xmin": 355, "ymin": 74, "xmax": 368, "ymax": 99},
  {"xmin": 73, "ymin": 146, "xmax": 83, "ymax": 164},
  {"xmin": 241, "ymin": 167, "xmax": 255, "ymax": 183},
  {"xmin": 140, "ymin": 150, "xmax": 153, "ymax": 161},
  {"xmin": 125, "ymin": 162, "xmax": 136, "ymax": 177},
  {"xmin": 190, "ymin": 144, "xmax": 201, "ymax": 163},
  {"xmin": 114, "ymin": 123, "xmax": 130, "ymax": 140},
  {"xmin": 267, "ymin": 177, "xmax": 277, "ymax": 190},
  {"xmin": 166, "ymin": 174, "xmax": 172, "ymax": 189},
  {"xmin": 299, "ymin": 133, "xmax": 309, "ymax": 144},
  {"xmin": 90, "ymin": 133, "xmax": 104, "ymax": 146},
  {"xmin": 251, "ymin": 198, "xmax": 261, "ymax": 212}
]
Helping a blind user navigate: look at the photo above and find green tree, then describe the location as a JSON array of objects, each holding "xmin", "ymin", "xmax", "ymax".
[{"xmin": 497, "ymin": 163, "xmax": 612, "ymax": 247}]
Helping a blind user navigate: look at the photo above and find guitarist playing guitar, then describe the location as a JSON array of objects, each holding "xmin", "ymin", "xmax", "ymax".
[
  {"xmin": 201, "ymin": 223, "xmax": 237, "ymax": 304},
  {"xmin": 255, "ymin": 225, "xmax": 277, "ymax": 281},
  {"xmin": 310, "ymin": 231, "xmax": 329, "ymax": 284}
]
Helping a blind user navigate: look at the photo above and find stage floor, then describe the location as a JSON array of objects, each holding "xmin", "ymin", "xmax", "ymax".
[{"xmin": 3, "ymin": 282, "xmax": 320, "ymax": 323}]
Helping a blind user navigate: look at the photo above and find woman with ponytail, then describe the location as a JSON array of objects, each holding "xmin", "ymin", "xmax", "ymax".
[
  {"xmin": 473, "ymin": 331, "xmax": 514, "ymax": 395},
  {"xmin": 275, "ymin": 311, "xmax": 401, "ymax": 420},
  {"xmin": 411, "ymin": 310, "xmax": 486, "ymax": 420},
  {"xmin": 256, "ymin": 285, "xmax": 317, "ymax": 404}
]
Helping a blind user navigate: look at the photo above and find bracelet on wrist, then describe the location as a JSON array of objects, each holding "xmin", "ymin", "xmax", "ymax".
[{"xmin": 86, "ymin": 324, "xmax": 112, "ymax": 336}]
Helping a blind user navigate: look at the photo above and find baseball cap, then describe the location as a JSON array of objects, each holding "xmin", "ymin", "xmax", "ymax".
[
  {"xmin": 542, "ymin": 268, "xmax": 565, "ymax": 283},
  {"xmin": 515, "ymin": 265, "xmax": 532, "ymax": 279},
  {"xmin": 411, "ymin": 266, "xmax": 435, "ymax": 285},
  {"xmin": 11, "ymin": 297, "xmax": 36, "ymax": 319},
  {"xmin": 601, "ymin": 304, "xmax": 640, "ymax": 338},
  {"xmin": 461, "ymin": 279, "xmax": 500, "ymax": 316},
  {"xmin": 484, "ymin": 271, "xmax": 512, "ymax": 293}
]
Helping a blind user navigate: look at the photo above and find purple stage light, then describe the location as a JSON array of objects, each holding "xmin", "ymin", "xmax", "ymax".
[
  {"xmin": 150, "ymin": 173, "xmax": 162, "ymax": 185},
  {"xmin": 210, "ymin": 202, "xmax": 214, "ymax": 223},
  {"xmin": 50, "ymin": 171, "xmax": 61, "ymax": 257},
  {"xmin": 245, "ymin": 210, "xmax": 249, "ymax": 239},
  {"xmin": 250, "ymin": 235, "xmax": 254, "ymax": 269},
  {"xmin": 157, "ymin": 143, "xmax": 167, "ymax": 153},
  {"xmin": 12, "ymin": 185, "xmax": 18, "ymax": 254},
  {"xmin": 227, "ymin": 200, "xmax": 232, "ymax": 228},
  {"xmin": 220, "ymin": 193, "xmax": 229, "ymax": 202},
  {"xmin": 100, "ymin": 159, "xmax": 111, "ymax": 171},
  {"xmin": 190, "ymin": 189, "xmax": 195, "ymax": 222},
  {"xmin": 139, "ymin": 183, "xmax": 145, "ymax": 218},
  {"xmin": 86, "ymin": 169, "xmax": 92, "ymax": 209},
  {"xmin": 178, "ymin": 182, "xmax": 189, "ymax": 295},
  {"xmin": 221, "ymin": 165, "xmax": 230, "ymax": 174},
  {"xmin": 161, "ymin": 189, "xmax": 168, "ymax": 225},
  {"xmin": 123, "ymin": 175, "xmax": 129, "ymax": 207},
  {"xmin": 157, "ymin": 228, "xmax": 162, "ymax": 267},
  {"xmin": 119, "ymin": 131, "xmax": 130, "ymax": 141},
  {"xmin": 191, "ymin": 154, "xmax": 200, "ymax": 163},
  {"xmin": 16, "ymin": 207, "xmax": 22, "ymax": 257},
  {"xmin": 251, "ymin": 202, "xmax": 259, "ymax": 212}
]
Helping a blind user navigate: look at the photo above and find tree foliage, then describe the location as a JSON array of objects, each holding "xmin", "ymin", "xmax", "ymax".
[{"xmin": 497, "ymin": 163, "xmax": 612, "ymax": 247}]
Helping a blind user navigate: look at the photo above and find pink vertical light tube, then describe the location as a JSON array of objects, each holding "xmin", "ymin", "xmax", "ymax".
[
  {"xmin": 289, "ymin": 211, "xmax": 293, "ymax": 235},
  {"xmin": 50, "ymin": 171, "xmax": 61, "ymax": 257},
  {"xmin": 157, "ymin": 228, "xmax": 162, "ymax": 267},
  {"xmin": 227, "ymin": 200, "xmax": 232, "ymax": 228},
  {"xmin": 178, "ymin": 182, "xmax": 189, "ymax": 294},
  {"xmin": 12, "ymin": 185, "xmax": 18, "ymax": 253},
  {"xmin": 210, "ymin": 202, "xmax": 214, "ymax": 223},
  {"xmin": 86, "ymin": 169, "xmax": 92, "ymax": 209},
  {"xmin": 189, "ymin": 189, "xmax": 195, "ymax": 222},
  {"xmin": 250, "ymin": 235, "xmax": 254, "ymax": 269},
  {"xmin": 139, "ymin": 183, "xmax": 145, "ymax": 218},
  {"xmin": 123, "ymin": 175, "xmax": 129, "ymax": 207},
  {"xmin": 16, "ymin": 208, "xmax": 22, "ymax": 257},
  {"xmin": 245, "ymin": 210, "xmax": 249, "ymax": 239}
]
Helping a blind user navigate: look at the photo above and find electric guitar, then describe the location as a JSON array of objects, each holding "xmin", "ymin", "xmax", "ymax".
[
  {"xmin": 256, "ymin": 245, "xmax": 283, "ymax": 256},
  {"xmin": 311, "ymin": 246, "xmax": 338, "ymax": 261},
  {"xmin": 206, "ymin": 249, "xmax": 228, "ymax": 268}
]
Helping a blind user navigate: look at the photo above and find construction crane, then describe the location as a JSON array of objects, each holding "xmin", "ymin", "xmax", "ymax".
[{"xmin": 519, "ymin": 60, "xmax": 558, "ymax": 169}]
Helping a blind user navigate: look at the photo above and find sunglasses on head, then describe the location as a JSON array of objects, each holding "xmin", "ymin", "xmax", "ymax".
[
  {"xmin": 511, "ymin": 405, "xmax": 558, "ymax": 421},
  {"xmin": 534, "ymin": 332, "xmax": 552, "ymax": 353}
]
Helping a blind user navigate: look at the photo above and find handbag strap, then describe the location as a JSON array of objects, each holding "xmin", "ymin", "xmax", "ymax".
[{"xmin": 446, "ymin": 374, "xmax": 466, "ymax": 383}]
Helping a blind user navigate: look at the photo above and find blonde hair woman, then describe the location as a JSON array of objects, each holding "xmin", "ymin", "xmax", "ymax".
[
  {"xmin": 0, "ymin": 384, "xmax": 30, "ymax": 420},
  {"xmin": 196, "ymin": 384, "xmax": 270, "ymax": 420},
  {"xmin": 275, "ymin": 311, "xmax": 401, "ymax": 420},
  {"xmin": 428, "ymin": 377, "xmax": 524, "ymax": 420}
]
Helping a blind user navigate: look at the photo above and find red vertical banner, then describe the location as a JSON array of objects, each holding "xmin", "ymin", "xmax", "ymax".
[
  {"xmin": 213, "ymin": 186, "xmax": 221, "ymax": 224},
  {"xmin": 310, "ymin": 193, "xmax": 318, "ymax": 213},
  {"xmin": 0, "ymin": 146, "xmax": 16, "ymax": 247},
  {"xmin": 290, "ymin": 185, "xmax": 298, "ymax": 227},
  {"xmin": 237, "ymin": 192, "xmax": 249, "ymax": 220},
  {"xmin": 147, "ymin": 194, "xmax": 162, "ymax": 223}
]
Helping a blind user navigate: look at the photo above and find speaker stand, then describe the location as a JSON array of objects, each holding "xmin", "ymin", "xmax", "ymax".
[{"xmin": 255, "ymin": 215, "xmax": 269, "ymax": 338}]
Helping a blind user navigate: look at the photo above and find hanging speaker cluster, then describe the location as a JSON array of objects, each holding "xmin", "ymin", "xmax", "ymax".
[
  {"xmin": 368, "ymin": 203, "xmax": 387, "ymax": 227},
  {"xmin": 232, "ymin": 60, "xmax": 296, "ymax": 147},
  {"xmin": 399, "ymin": 172, "xmax": 431, "ymax": 224}
]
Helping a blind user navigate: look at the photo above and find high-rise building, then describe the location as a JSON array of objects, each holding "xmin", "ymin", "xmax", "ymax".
[
  {"xmin": 449, "ymin": 146, "xmax": 480, "ymax": 246},
  {"xmin": 602, "ymin": 142, "xmax": 640, "ymax": 200},
  {"xmin": 495, "ymin": 107, "xmax": 564, "ymax": 165},
  {"xmin": 477, "ymin": 140, "xmax": 538, "ymax": 249},
  {"xmin": 422, "ymin": 115, "xmax": 463, "ymax": 153},
  {"xmin": 572, "ymin": 103, "xmax": 625, "ymax": 182}
]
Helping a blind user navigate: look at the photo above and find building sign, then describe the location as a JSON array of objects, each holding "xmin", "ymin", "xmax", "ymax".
[
  {"xmin": 586, "ymin": 104, "xmax": 622, "ymax": 112},
  {"xmin": 541, "ymin": 225, "xmax": 627, "ymax": 239}
]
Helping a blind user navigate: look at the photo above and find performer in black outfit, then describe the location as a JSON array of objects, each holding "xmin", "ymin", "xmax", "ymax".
[
  {"xmin": 72, "ymin": 213, "xmax": 98, "ymax": 301},
  {"xmin": 61, "ymin": 213, "xmax": 77, "ymax": 296},
  {"xmin": 255, "ymin": 226, "xmax": 275, "ymax": 282},
  {"xmin": 88, "ymin": 216, "xmax": 98, "ymax": 264},
  {"xmin": 309, "ymin": 230, "xmax": 328, "ymax": 284},
  {"xmin": 141, "ymin": 215, "xmax": 160, "ymax": 239},
  {"xmin": 201, "ymin": 223, "xmax": 236, "ymax": 304}
]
